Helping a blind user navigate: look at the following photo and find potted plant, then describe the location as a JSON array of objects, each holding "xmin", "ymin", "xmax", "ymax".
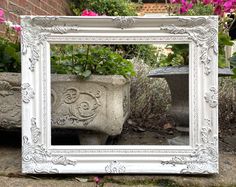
[
  {"xmin": 0, "ymin": 9, "xmax": 136, "ymax": 145},
  {"xmin": 50, "ymin": 44, "xmax": 135, "ymax": 145}
]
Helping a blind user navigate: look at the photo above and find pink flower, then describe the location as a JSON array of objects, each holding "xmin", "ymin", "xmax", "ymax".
[
  {"xmin": 223, "ymin": 0, "xmax": 236, "ymax": 12},
  {"xmin": 0, "ymin": 9, "xmax": 5, "ymax": 23},
  {"xmin": 81, "ymin": 10, "xmax": 98, "ymax": 16},
  {"xmin": 0, "ymin": 17, "xmax": 5, "ymax": 23},
  {"xmin": 202, "ymin": 0, "xmax": 212, "ymax": 5},
  {"xmin": 224, "ymin": 1, "xmax": 233, "ymax": 12},
  {"xmin": 212, "ymin": 0, "xmax": 223, "ymax": 5},
  {"xmin": 0, "ymin": 9, "xmax": 4, "ymax": 17},
  {"xmin": 12, "ymin": 25, "xmax": 22, "ymax": 32},
  {"xmin": 179, "ymin": 0, "xmax": 193, "ymax": 14},
  {"xmin": 214, "ymin": 5, "xmax": 223, "ymax": 15},
  {"xmin": 170, "ymin": 0, "xmax": 181, "ymax": 3},
  {"xmin": 94, "ymin": 177, "xmax": 100, "ymax": 184}
]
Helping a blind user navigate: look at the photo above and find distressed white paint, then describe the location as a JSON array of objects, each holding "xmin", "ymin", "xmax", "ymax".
[{"xmin": 21, "ymin": 16, "xmax": 218, "ymax": 174}]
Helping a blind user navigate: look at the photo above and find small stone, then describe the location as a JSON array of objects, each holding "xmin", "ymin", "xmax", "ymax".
[
  {"xmin": 127, "ymin": 119, "xmax": 137, "ymax": 125},
  {"xmin": 163, "ymin": 123, "xmax": 173, "ymax": 130},
  {"xmin": 137, "ymin": 127, "xmax": 146, "ymax": 132}
]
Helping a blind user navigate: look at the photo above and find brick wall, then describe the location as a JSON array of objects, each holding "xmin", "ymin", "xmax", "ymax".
[
  {"xmin": 138, "ymin": 3, "xmax": 168, "ymax": 16},
  {"xmin": 0, "ymin": 0, "xmax": 73, "ymax": 35}
]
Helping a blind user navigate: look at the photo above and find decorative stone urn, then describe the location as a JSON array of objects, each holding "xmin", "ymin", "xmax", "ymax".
[
  {"xmin": 0, "ymin": 73, "xmax": 130, "ymax": 145},
  {"xmin": 148, "ymin": 66, "xmax": 233, "ymax": 145}
]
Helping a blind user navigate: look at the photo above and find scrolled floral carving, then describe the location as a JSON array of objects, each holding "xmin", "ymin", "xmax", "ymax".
[
  {"xmin": 22, "ymin": 136, "xmax": 50, "ymax": 163},
  {"xmin": 52, "ymin": 88, "xmax": 102, "ymax": 127},
  {"xmin": 161, "ymin": 17, "xmax": 218, "ymax": 75},
  {"xmin": 52, "ymin": 156, "xmax": 76, "ymax": 166},
  {"xmin": 162, "ymin": 119, "xmax": 218, "ymax": 174},
  {"xmin": 21, "ymin": 16, "xmax": 80, "ymax": 71},
  {"xmin": 30, "ymin": 118, "xmax": 41, "ymax": 143},
  {"xmin": 32, "ymin": 167, "xmax": 59, "ymax": 174},
  {"xmin": 204, "ymin": 87, "xmax": 218, "ymax": 108},
  {"xmin": 21, "ymin": 17, "xmax": 48, "ymax": 71},
  {"xmin": 0, "ymin": 101, "xmax": 15, "ymax": 113},
  {"xmin": 31, "ymin": 17, "xmax": 80, "ymax": 34},
  {"xmin": 105, "ymin": 161, "xmax": 126, "ymax": 173},
  {"xmin": 22, "ymin": 123, "xmax": 77, "ymax": 173},
  {"xmin": 0, "ymin": 81, "xmax": 14, "ymax": 97},
  {"xmin": 63, "ymin": 88, "xmax": 80, "ymax": 104},
  {"xmin": 0, "ymin": 80, "xmax": 21, "ymax": 126},
  {"xmin": 112, "ymin": 17, "xmax": 135, "ymax": 29},
  {"xmin": 21, "ymin": 83, "xmax": 35, "ymax": 103}
]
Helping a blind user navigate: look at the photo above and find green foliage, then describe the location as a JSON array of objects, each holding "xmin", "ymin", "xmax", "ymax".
[
  {"xmin": 106, "ymin": 44, "xmax": 159, "ymax": 66},
  {"xmin": 158, "ymin": 44, "xmax": 189, "ymax": 67},
  {"xmin": 70, "ymin": 1, "xmax": 160, "ymax": 68},
  {"xmin": 229, "ymin": 52, "xmax": 236, "ymax": 78},
  {"xmin": 51, "ymin": 45, "xmax": 136, "ymax": 79},
  {"xmin": 0, "ymin": 37, "xmax": 21, "ymax": 72},
  {"xmin": 171, "ymin": 2, "xmax": 234, "ymax": 69},
  {"xmin": 71, "ymin": 0, "xmax": 138, "ymax": 16},
  {"xmin": 184, "ymin": 3, "xmax": 213, "ymax": 16},
  {"xmin": 133, "ymin": 45, "xmax": 159, "ymax": 66},
  {"xmin": 218, "ymin": 32, "xmax": 234, "ymax": 68}
]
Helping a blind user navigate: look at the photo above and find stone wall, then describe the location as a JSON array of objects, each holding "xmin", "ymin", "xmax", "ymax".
[{"xmin": 0, "ymin": 0, "xmax": 73, "ymax": 35}]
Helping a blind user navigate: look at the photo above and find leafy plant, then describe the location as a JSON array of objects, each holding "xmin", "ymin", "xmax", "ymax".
[
  {"xmin": 158, "ymin": 44, "xmax": 189, "ymax": 67},
  {"xmin": 132, "ymin": 45, "xmax": 159, "ymax": 67},
  {"xmin": 0, "ymin": 37, "xmax": 21, "ymax": 72},
  {"xmin": 71, "ymin": 2, "xmax": 158, "ymax": 68},
  {"xmin": 166, "ymin": 1, "xmax": 236, "ymax": 70},
  {"xmin": 71, "ymin": 0, "xmax": 138, "ymax": 16},
  {"xmin": 106, "ymin": 44, "xmax": 159, "ymax": 67},
  {"xmin": 179, "ymin": 3, "xmax": 214, "ymax": 16},
  {"xmin": 51, "ymin": 45, "xmax": 136, "ymax": 79},
  {"xmin": 219, "ymin": 32, "xmax": 234, "ymax": 68}
]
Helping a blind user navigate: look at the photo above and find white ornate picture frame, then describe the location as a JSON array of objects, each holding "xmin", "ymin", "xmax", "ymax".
[{"xmin": 21, "ymin": 16, "xmax": 218, "ymax": 174}]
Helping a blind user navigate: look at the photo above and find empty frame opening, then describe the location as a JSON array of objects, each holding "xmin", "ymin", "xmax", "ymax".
[{"xmin": 50, "ymin": 44, "xmax": 190, "ymax": 146}]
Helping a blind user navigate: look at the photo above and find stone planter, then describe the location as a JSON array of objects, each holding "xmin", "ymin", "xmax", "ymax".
[
  {"xmin": 0, "ymin": 73, "xmax": 130, "ymax": 145},
  {"xmin": 148, "ymin": 66, "xmax": 233, "ymax": 145}
]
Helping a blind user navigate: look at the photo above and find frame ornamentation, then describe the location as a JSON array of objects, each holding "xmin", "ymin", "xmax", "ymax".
[{"xmin": 21, "ymin": 16, "xmax": 218, "ymax": 174}]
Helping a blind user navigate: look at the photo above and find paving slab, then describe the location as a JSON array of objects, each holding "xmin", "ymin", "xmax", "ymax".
[
  {"xmin": 0, "ymin": 146, "xmax": 21, "ymax": 175},
  {"xmin": 103, "ymin": 153, "xmax": 236, "ymax": 186},
  {"xmin": 0, "ymin": 176, "xmax": 95, "ymax": 187}
]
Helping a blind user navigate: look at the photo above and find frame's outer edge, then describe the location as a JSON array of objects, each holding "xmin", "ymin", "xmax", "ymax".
[{"xmin": 21, "ymin": 16, "xmax": 219, "ymax": 174}]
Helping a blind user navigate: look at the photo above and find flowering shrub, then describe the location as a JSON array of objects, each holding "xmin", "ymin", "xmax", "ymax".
[
  {"xmin": 0, "ymin": 9, "xmax": 21, "ymax": 72},
  {"xmin": 71, "ymin": 0, "xmax": 138, "ymax": 16},
  {"xmin": 77, "ymin": 2, "xmax": 159, "ymax": 67},
  {"xmin": 167, "ymin": 0, "xmax": 236, "ymax": 73},
  {"xmin": 170, "ymin": 0, "xmax": 236, "ymax": 16},
  {"xmin": 81, "ymin": 10, "xmax": 98, "ymax": 16},
  {"xmin": 0, "ymin": 9, "xmax": 22, "ymax": 33}
]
